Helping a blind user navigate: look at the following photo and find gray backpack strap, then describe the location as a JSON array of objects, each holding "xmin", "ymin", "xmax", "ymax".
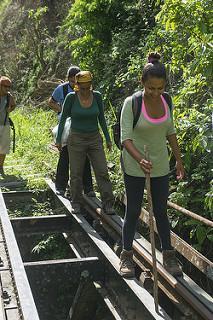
[
  {"xmin": 66, "ymin": 91, "xmax": 76, "ymax": 111},
  {"xmin": 3, "ymin": 94, "xmax": 10, "ymax": 126},
  {"xmin": 162, "ymin": 92, "xmax": 173, "ymax": 112}
]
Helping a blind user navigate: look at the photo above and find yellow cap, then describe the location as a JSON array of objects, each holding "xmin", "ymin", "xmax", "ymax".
[{"xmin": 75, "ymin": 71, "xmax": 93, "ymax": 83}]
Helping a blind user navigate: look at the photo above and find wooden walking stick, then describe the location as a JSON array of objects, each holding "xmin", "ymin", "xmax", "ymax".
[{"xmin": 144, "ymin": 145, "xmax": 159, "ymax": 313}]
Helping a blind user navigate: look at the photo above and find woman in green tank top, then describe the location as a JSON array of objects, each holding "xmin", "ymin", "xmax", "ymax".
[{"xmin": 56, "ymin": 71, "xmax": 114, "ymax": 215}]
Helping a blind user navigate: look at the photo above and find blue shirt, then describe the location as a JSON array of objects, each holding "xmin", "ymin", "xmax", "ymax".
[
  {"xmin": 52, "ymin": 82, "xmax": 73, "ymax": 107},
  {"xmin": 51, "ymin": 82, "xmax": 73, "ymax": 121}
]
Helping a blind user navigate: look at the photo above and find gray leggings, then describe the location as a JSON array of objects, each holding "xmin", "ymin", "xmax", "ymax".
[{"xmin": 122, "ymin": 173, "xmax": 172, "ymax": 251}]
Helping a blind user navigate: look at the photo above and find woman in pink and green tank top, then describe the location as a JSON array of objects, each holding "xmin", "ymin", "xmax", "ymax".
[{"xmin": 119, "ymin": 52, "xmax": 185, "ymax": 278}]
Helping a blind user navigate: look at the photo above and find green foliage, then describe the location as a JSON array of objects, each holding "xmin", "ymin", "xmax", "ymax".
[
  {"xmin": 4, "ymin": 105, "xmax": 58, "ymax": 189},
  {"xmin": 60, "ymin": 0, "xmax": 162, "ymax": 100},
  {"xmin": 31, "ymin": 234, "xmax": 70, "ymax": 260},
  {"xmin": 61, "ymin": 0, "xmax": 213, "ymax": 251},
  {"xmin": 0, "ymin": 0, "xmax": 11, "ymax": 19},
  {"xmin": 150, "ymin": 0, "xmax": 213, "ymax": 250},
  {"xmin": 15, "ymin": 6, "xmax": 53, "ymax": 97},
  {"xmin": 157, "ymin": 0, "xmax": 212, "ymax": 78}
]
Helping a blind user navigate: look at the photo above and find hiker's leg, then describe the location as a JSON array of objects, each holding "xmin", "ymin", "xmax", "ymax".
[
  {"xmin": 122, "ymin": 173, "xmax": 145, "ymax": 250},
  {"xmin": 0, "ymin": 154, "xmax": 6, "ymax": 167},
  {"xmin": 0, "ymin": 125, "xmax": 10, "ymax": 172},
  {"xmin": 68, "ymin": 132, "xmax": 87, "ymax": 206},
  {"xmin": 82, "ymin": 155, "xmax": 94, "ymax": 194},
  {"xmin": 151, "ymin": 175, "xmax": 172, "ymax": 250},
  {"xmin": 88, "ymin": 132, "xmax": 113, "ymax": 204},
  {"xmin": 55, "ymin": 145, "xmax": 69, "ymax": 192}
]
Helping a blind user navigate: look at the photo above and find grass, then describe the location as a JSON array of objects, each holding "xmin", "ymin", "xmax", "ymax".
[
  {"xmin": 0, "ymin": 0, "xmax": 10, "ymax": 11},
  {"xmin": 2, "ymin": 103, "xmax": 124, "ymax": 197},
  {"xmin": 2, "ymin": 105, "xmax": 58, "ymax": 189}
]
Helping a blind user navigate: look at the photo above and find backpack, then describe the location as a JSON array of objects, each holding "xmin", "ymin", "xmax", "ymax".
[
  {"xmin": 62, "ymin": 83, "xmax": 69, "ymax": 100},
  {"xmin": 112, "ymin": 91, "xmax": 173, "ymax": 150},
  {"xmin": 3, "ymin": 94, "xmax": 15, "ymax": 153}
]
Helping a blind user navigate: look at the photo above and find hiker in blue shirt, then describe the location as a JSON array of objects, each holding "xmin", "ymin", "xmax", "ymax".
[
  {"xmin": 48, "ymin": 66, "xmax": 95, "ymax": 197},
  {"xmin": 0, "ymin": 76, "xmax": 16, "ymax": 176}
]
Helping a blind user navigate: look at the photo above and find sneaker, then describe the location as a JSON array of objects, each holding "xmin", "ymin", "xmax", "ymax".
[
  {"xmin": 71, "ymin": 203, "xmax": 81, "ymax": 214},
  {"xmin": 64, "ymin": 189, "xmax": 71, "ymax": 199},
  {"xmin": 120, "ymin": 250, "xmax": 135, "ymax": 278},
  {"xmin": 56, "ymin": 189, "xmax": 65, "ymax": 196},
  {"xmin": 103, "ymin": 202, "xmax": 115, "ymax": 215},
  {"xmin": 85, "ymin": 190, "xmax": 96, "ymax": 197}
]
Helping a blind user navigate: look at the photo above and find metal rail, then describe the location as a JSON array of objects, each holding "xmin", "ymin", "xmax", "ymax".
[
  {"xmin": 82, "ymin": 194, "xmax": 213, "ymax": 320},
  {"xmin": 1, "ymin": 183, "xmax": 171, "ymax": 320},
  {"xmin": 46, "ymin": 179, "xmax": 171, "ymax": 320},
  {"xmin": 139, "ymin": 208, "xmax": 213, "ymax": 279},
  {"xmin": 122, "ymin": 195, "xmax": 213, "ymax": 280},
  {"xmin": 0, "ymin": 192, "xmax": 40, "ymax": 320},
  {"xmin": 0, "ymin": 179, "xmax": 212, "ymax": 320}
]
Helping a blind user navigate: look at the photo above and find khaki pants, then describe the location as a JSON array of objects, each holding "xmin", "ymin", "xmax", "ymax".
[
  {"xmin": 0, "ymin": 125, "xmax": 10, "ymax": 154},
  {"xmin": 68, "ymin": 131, "xmax": 114, "ymax": 206}
]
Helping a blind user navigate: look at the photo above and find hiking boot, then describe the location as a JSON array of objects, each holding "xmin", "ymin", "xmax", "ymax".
[
  {"xmin": 64, "ymin": 189, "xmax": 71, "ymax": 199},
  {"xmin": 85, "ymin": 190, "xmax": 96, "ymax": 197},
  {"xmin": 119, "ymin": 250, "xmax": 135, "ymax": 278},
  {"xmin": 162, "ymin": 250, "xmax": 183, "ymax": 277},
  {"xmin": 102, "ymin": 202, "xmax": 115, "ymax": 215},
  {"xmin": 71, "ymin": 203, "xmax": 81, "ymax": 214}
]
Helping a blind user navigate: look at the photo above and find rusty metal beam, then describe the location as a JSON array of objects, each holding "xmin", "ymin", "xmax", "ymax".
[
  {"xmin": 82, "ymin": 194, "xmax": 213, "ymax": 320},
  {"xmin": 2, "ymin": 190, "xmax": 34, "ymax": 200},
  {"xmin": 46, "ymin": 179, "xmax": 171, "ymax": 320},
  {"xmin": 24, "ymin": 257, "xmax": 104, "ymax": 320},
  {"xmin": 112, "ymin": 215, "xmax": 213, "ymax": 320},
  {"xmin": 68, "ymin": 275, "xmax": 98, "ymax": 320},
  {"xmin": 122, "ymin": 194, "xmax": 213, "ymax": 279},
  {"xmin": 24, "ymin": 257, "xmax": 104, "ymax": 283},
  {"xmin": 0, "ymin": 193, "xmax": 40, "ymax": 320},
  {"xmin": 11, "ymin": 215, "xmax": 73, "ymax": 235},
  {"xmin": 140, "ymin": 208, "xmax": 213, "ymax": 279}
]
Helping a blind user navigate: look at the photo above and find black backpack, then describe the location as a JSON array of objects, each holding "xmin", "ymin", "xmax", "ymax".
[
  {"xmin": 3, "ymin": 94, "xmax": 15, "ymax": 153},
  {"xmin": 112, "ymin": 91, "xmax": 173, "ymax": 150},
  {"xmin": 62, "ymin": 83, "xmax": 69, "ymax": 100}
]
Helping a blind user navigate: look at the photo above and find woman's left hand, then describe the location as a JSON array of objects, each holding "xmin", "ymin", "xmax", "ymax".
[
  {"xmin": 176, "ymin": 160, "xmax": 185, "ymax": 180},
  {"xmin": 106, "ymin": 141, "xmax": 112, "ymax": 151}
]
